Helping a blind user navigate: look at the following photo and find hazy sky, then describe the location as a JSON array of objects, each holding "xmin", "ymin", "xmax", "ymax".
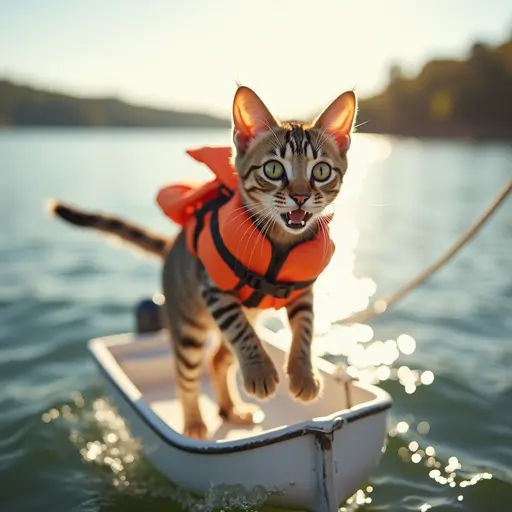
[{"xmin": 1, "ymin": 0, "xmax": 510, "ymax": 118}]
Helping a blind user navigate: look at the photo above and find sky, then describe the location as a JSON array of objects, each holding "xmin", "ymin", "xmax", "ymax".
[{"xmin": 0, "ymin": 0, "xmax": 511, "ymax": 119}]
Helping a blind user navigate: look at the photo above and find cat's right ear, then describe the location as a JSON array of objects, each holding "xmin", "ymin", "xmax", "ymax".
[{"xmin": 232, "ymin": 86, "xmax": 277, "ymax": 154}]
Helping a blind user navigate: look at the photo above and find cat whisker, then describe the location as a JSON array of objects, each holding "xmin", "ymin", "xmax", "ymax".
[
  {"xmin": 233, "ymin": 209, "xmax": 269, "ymax": 243},
  {"xmin": 234, "ymin": 203, "xmax": 273, "ymax": 255},
  {"xmin": 249, "ymin": 206, "xmax": 279, "ymax": 264},
  {"xmin": 314, "ymin": 126, "xmax": 331, "ymax": 153},
  {"xmin": 224, "ymin": 203, "xmax": 267, "ymax": 228},
  {"xmin": 257, "ymin": 208, "xmax": 279, "ymax": 259},
  {"xmin": 239, "ymin": 212, "xmax": 270, "ymax": 269},
  {"xmin": 253, "ymin": 116, "xmax": 282, "ymax": 151},
  {"xmin": 249, "ymin": 208, "xmax": 278, "ymax": 267},
  {"xmin": 353, "ymin": 119, "xmax": 370, "ymax": 131},
  {"xmin": 320, "ymin": 216, "xmax": 334, "ymax": 265}
]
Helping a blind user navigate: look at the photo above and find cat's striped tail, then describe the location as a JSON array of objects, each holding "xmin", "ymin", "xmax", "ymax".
[{"xmin": 47, "ymin": 200, "xmax": 170, "ymax": 259}]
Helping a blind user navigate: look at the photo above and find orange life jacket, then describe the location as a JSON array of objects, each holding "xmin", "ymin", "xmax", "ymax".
[{"xmin": 156, "ymin": 146, "xmax": 335, "ymax": 310}]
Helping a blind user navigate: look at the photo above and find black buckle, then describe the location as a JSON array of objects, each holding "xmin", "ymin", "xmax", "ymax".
[
  {"xmin": 241, "ymin": 271, "xmax": 292, "ymax": 299},
  {"xmin": 273, "ymin": 285, "xmax": 292, "ymax": 299},
  {"xmin": 244, "ymin": 272, "xmax": 263, "ymax": 289}
]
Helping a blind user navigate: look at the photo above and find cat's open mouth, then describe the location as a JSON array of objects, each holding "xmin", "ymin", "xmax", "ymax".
[{"xmin": 281, "ymin": 209, "xmax": 313, "ymax": 229}]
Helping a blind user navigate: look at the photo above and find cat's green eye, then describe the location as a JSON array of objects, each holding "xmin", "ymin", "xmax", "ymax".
[
  {"xmin": 263, "ymin": 160, "xmax": 285, "ymax": 180},
  {"xmin": 311, "ymin": 162, "xmax": 332, "ymax": 182}
]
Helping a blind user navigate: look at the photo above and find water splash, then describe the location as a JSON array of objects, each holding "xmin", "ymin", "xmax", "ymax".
[
  {"xmin": 41, "ymin": 394, "xmax": 279, "ymax": 511},
  {"xmin": 39, "ymin": 134, "xmax": 497, "ymax": 510}
]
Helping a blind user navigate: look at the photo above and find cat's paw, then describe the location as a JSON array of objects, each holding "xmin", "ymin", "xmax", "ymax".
[
  {"xmin": 287, "ymin": 363, "xmax": 323, "ymax": 402},
  {"xmin": 183, "ymin": 419, "xmax": 208, "ymax": 440},
  {"xmin": 242, "ymin": 354, "xmax": 279, "ymax": 400}
]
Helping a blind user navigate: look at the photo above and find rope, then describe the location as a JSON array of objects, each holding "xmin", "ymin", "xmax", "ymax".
[{"xmin": 334, "ymin": 178, "xmax": 512, "ymax": 326}]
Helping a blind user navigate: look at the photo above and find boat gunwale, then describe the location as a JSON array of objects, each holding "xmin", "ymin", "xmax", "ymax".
[{"xmin": 88, "ymin": 329, "xmax": 392, "ymax": 455}]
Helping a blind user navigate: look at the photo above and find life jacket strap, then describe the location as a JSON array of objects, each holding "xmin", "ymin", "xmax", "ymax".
[
  {"xmin": 208, "ymin": 199, "xmax": 316, "ymax": 307},
  {"xmin": 192, "ymin": 185, "xmax": 233, "ymax": 253},
  {"xmin": 233, "ymin": 269, "xmax": 295, "ymax": 299}
]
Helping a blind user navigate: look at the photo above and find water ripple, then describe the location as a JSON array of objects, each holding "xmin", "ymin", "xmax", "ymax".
[{"xmin": 1, "ymin": 132, "xmax": 511, "ymax": 511}]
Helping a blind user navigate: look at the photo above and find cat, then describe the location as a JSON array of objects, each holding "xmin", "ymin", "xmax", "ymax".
[{"xmin": 50, "ymin": 85, "xmax": 357, "ymax": 439}]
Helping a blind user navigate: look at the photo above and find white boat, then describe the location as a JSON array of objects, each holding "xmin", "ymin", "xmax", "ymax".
[{"xmin": 87, "ymin": 299, "xmax": 392, "ymax": 512}]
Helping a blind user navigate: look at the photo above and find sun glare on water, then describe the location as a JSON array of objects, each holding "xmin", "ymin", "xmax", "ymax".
[
  {"xmin": 313, "ymin": 135, "xmax": 392, "ymax": 332},
  {"xmin": 39, "ymin": 134, "xmax": 493, "ymax": 510}
]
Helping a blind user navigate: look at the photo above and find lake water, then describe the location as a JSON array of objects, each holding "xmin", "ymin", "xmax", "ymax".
[{"xmin": 0, "ymin": 129, "xmax": 511, "ymax": 512}]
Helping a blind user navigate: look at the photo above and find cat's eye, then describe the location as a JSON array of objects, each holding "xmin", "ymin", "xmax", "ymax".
[
  {"xmin": 311, "ymin": 162, "xmax": 332, "ymax": 182},
  {"xmin": 263, "ymin": 160, "xmax": 285, "ymax": 180}
]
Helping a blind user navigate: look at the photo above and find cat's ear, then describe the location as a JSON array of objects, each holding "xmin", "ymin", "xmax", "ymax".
[
  {"xmin": 232, "ymin": 86, "xmax": 277, "ymax": 153},
  {"xmin": 312, "ymin": 91, "xmax": 357, "ymax": 152}
]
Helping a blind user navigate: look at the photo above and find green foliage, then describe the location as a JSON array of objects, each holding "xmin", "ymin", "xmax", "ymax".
[
  {"xmin": 1, "ymin": 34, "xmax": 511, "ymax": 138},
  {"xmin": 0, "ymin": 80, "xmax": 230, "ymax": 128},
  {"xmin": 357, "ymin": 36, "xmax": 512, "ymax": 139}
]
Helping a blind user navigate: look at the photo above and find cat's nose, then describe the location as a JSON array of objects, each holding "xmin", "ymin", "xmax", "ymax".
[{"xmin": 290, "ymin": 193, "xmax": 311, "ymax": 206}]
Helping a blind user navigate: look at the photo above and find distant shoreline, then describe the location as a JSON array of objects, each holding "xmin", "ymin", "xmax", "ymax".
[
  {"xmin": 3, "ymin": 27, "xmax": 512, "ymax": 148},
  {"xmin": 0, "ymin": 79, "xmax": 231, "ymax": 129},
  {"xmin": 1, "ymin": 124, "xmax": 510, "ymax": 143},
  {"xmin": 0, "ymin": 125, "xmax": 229, "ymax": 130}
]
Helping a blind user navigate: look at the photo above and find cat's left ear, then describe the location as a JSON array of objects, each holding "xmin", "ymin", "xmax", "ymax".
[
  {"xmin": 312, "ymin": 91, "xmax": 357, "ymax": 152},
  {"xmin": 232, "ymin": 86, "xmax": 277, "ymax": 154}
]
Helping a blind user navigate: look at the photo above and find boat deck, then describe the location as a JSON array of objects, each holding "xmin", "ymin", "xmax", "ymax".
[{"xmin": 105, "ymin": 330, "xmax": 376, "ymax": 441}]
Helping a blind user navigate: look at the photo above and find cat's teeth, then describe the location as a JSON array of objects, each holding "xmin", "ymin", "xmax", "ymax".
[{"xmin": 287, "ymin": 219, "xmax": 306, "ymax": 227}]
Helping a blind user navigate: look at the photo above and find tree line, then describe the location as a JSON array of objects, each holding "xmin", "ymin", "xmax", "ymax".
[
  {"xmin": 1, "ymin": 34, "xmax": 511, "ymax": 139},
  {"xmin": 357, "ymin": 35, "xmax": 512, "ymax": 139}
]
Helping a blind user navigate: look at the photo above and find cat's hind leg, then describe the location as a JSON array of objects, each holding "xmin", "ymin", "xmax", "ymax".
[
  {"xmin": 162, "ymin": 232, "xmax": 212, "ymax": 439},
  {"xmin": 210, "ymin": 339, "xmax": 262, "ymax": 425},
  {"xmin": 170, "ymin": 324, "xmax": 209, "ymax": 439}
]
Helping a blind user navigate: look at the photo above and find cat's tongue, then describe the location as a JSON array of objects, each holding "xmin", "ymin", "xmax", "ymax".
[{"xmin": 288, "ymin": 209, "xmax": 306, "ymax": 224}]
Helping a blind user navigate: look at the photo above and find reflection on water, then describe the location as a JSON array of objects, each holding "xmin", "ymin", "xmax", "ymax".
[
  {"xmin": 36, "ymin": 135, "xmax": 495, "ymax": 511},
  {"xmin": 43, "ymin": 394, "xmax": 140, "ymax": 488},
  {"xmin": 41, "ymin": 393, "xmax": 495, "ymax": 511},
  {"xmin": 387, "ymin": 417, "xmax": 494, "ymax": 512},
  {"xmin": 43, "ymin": 395, "xmax": 276, "ymax": 511},
  {"xmin": 313, "ymin": 136, "xmax": 393, "ymax": 334},
  {"xmin": 307, "ymin": 136, "xmax": 436, "ymax": 397},
  {"xmin": 313, "ymin": 136, "xmax": 495, "ymax": 510},
  {"xmin": 1, "ymin": 130, "xmax": 509, "ymax": 511}
]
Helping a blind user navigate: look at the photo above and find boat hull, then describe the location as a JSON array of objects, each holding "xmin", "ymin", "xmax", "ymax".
[{"xmin": 88, "ymin": 326, "xmax": 391, "ymax": 511}]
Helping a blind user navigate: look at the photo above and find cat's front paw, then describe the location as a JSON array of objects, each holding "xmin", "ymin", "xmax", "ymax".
[
  {"xmin": 241, "ymin": 352, "xmax": 279, "ymax": 400},
  {"xmin": 287, "ymin": 362, "xmax": 322, "ymax": 402}
]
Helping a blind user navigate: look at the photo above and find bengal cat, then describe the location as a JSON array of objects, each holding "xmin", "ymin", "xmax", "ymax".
[{"xmin": 50, "ymin": 86, "xmax": 357, "ymax": 439}]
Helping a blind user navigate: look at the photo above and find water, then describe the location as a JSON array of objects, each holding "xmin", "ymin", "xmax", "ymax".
[{"xmin": 0, "ymin": 129, "xmax": 511, "ymax": 511}]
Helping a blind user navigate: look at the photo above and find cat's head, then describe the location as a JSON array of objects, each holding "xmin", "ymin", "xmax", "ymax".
[{"xmin": 231, "ymin": 86, "xmax": 357, "ymax": 244}]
